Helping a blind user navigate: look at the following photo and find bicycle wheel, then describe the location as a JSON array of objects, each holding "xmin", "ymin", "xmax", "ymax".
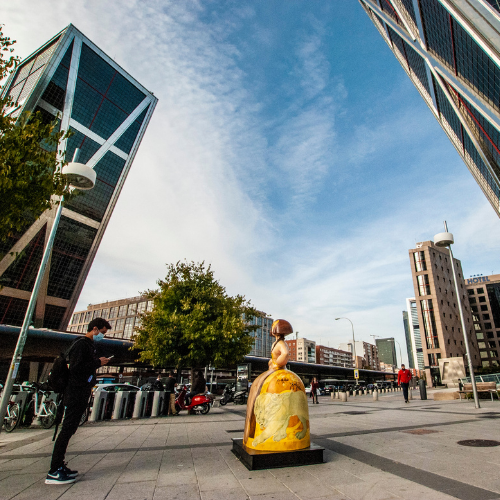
[
  {"xmin": 79, "ymin": 408, "xmax": 88, "ymax": 426},
  {"xmin": 40, "ymin": 401, "xmax": 57, "ymax": 429},
  {"xmin": 4, "ymin": 403, "xmax": 20, "ymax": 433}
]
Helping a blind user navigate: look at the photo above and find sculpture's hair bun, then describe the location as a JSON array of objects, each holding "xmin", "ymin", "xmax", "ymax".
[{"xmin": 271, "ymin": 319, "xmax": 293, "ymax": 336}]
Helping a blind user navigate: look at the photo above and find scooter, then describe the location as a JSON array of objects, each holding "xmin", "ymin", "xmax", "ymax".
[
  {"xmin": 175, "ymin": 385, "xmax": 211, "ymax": 414},
  {"xmin": 219, "ymin": 384, "xmax": 247, "ymax": 405}
]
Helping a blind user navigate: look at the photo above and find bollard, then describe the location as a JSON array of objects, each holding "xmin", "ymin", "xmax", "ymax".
[
  {"xmin": 373, "ymin": 390, "xmax": 379, "ymax": 401},
  {"xmin": 330, "ymin": 392, "xmax": 335, "ymax": 400},
  {"xmin": 151, "ymin": 391, "xmax": 164, "ymax": 417},
  {"xmin": 409, "ymin": 388, "xmax": 413, "ymax": 400},
  {"xmin": 418, "ymin": 379, "xmax": 427, "ymax": 400},
  {"xmin": 340, "ymin": 392, "xmax": 347, "ymax": 402},
  {"xmin": 89, "ymin": 391, "xmax": 108, "ymax": 422}
]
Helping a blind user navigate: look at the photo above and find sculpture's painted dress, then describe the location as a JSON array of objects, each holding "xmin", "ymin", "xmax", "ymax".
[{"xmin": 243, "ymin": 341, "xmax": 310, "ymax": 451}]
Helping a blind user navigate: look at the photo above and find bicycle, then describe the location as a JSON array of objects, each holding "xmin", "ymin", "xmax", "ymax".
[
  {"xmin": 18, "ymin": 382, "xmax": 58, "ymax": 429},
  {"xmin": 0, "ymin": 383, "xmax": 22, "ymax": 433}
]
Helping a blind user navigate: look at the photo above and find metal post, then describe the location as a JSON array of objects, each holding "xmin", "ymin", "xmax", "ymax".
[
  {"xmin": 0, "ymin": 196, "xmax": 65, "ymax": 432},
  {"xmin": 444, "ymin": 222, "xmax": 480, "ymax": 409}
]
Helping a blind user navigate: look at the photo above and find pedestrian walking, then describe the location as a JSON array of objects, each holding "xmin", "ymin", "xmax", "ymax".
[
  {"xmin": 311, "ymin": 377, "xmax": 319, "ymax": 404},
  {"xmin": 398, "ymin": 364, "xmax": 412, "ymax": 403},
  {"xmin": 45, "ymin": 318, "xmax": 111, "ymax": 485},
  {"xmin": 164, "ymin": 371, "xmax": 178, "ymax": 415}
]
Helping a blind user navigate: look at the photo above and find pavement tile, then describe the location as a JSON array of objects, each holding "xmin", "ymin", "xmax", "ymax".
[
  {"xmin": 105, "ymin": 480, "xmax": 156, "ymax": 500},
  {"xmin": 249, "ymin": 492, "xmax": 300, "ymax": 500},
  {"xmin": 200, "ymin": 487, "xmax": 250, "ymax": 500},
  {"xmin": 0, "ymin": 472, "xmax": 46, "ymax": 500},
  {"xmin": 153, "ymin": 484, "xmax": 200, "ymax": 499}
]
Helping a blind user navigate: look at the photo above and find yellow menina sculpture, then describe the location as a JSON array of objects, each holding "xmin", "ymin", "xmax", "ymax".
[{"xmin": 243, "ymin": 319, "xmax": 310, "ymax": 452}]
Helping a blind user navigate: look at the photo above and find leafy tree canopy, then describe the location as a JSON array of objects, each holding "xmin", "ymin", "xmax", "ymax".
[
  {"xmin": 0, "ymin": 25, "xmax": 71, "ymax": 248},
  {"xmin": 133, "ymin": 261, "xmax": 260, "ymax": 370}
]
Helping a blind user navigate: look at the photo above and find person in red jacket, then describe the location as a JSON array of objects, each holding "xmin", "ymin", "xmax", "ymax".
[{"xmin": 397, "ymin": 364, "xmax": 412, "ymax": 403}]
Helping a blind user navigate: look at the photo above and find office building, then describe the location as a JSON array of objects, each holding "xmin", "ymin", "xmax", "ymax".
[
  {"xmin": 72, "ymin": 299, "xmax": 274, "ymax": 357},
  {"xmin": 285, "ymin": 338, "xmax": 316, "ymax": 363},
  {"xmin": 402, "ymin": 310, "xmax": 416, "ymax": 369},
  {"xmin": 70, "ymin": 295, "xmax": 153, "ymax": 339},
  {"xmin": 361, "ymin": 0, "xmax": 500, "ymax": 217},
  {"xmin": 375, "ymin": 337, "xmax": 398, "ymax": 366},
  {"xmin": 247, "ymin": 312, "xmax": 274, "ymax": 358},
  {"xmin": 315, "ymin": 345, "xmax": 353, "ymax": 367},
  {"xmin": 465, "ymin": 273, "xmax": 500, "ymax": 368},
  {"xmin": 409, "ymin": 240, "xmax": 481, "ymax": 385},
  {"xmin": 0, "ymin": 24, "xmax": 157, "ymax": 330},
  {"xmin": 338, "ymin": 341, "xmax": 380, "ymax": 370}
]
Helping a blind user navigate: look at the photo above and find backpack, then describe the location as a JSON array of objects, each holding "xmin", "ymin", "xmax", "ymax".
[{"xmin": 48, "ymin": 338, "xmax": 85, "ymax": 393}]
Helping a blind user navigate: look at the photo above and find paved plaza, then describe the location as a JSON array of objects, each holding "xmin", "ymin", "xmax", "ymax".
[{"xmin": 1, "ymin": 390, "xmax": 500, "ymax": 500}]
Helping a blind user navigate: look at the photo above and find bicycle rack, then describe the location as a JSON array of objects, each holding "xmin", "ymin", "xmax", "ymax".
[
  {"xmin": 151, "ymin": 391, "xmax": 165, "ymax": 417},
  {"xmin": 89, "ymin": 391, "xmax": 108, "ymax": 422},
  {"xmin": 132, "ymin": 391, "xmax": 149, "ymax": 418},
  {"xmin": 113, "ymin": 391, "xmax": 133, "ymax": 420}
]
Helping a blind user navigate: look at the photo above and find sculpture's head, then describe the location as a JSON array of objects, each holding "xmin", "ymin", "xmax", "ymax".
[{"xmin": 271, "ymin": 319, "xmax": 293, "ymax": 340}]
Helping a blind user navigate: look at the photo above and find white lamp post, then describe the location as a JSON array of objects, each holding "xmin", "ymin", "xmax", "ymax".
[
  {"xmin": 434, "ymin": 221, "xmax": 480, "ymax": 409},
  {"xmin": 0, "ymin": 150, "xmax": 96, "ymax": 432},
  {"xmin": 336, "ymin": 317, "xmax": 357, "ymax": 369}
]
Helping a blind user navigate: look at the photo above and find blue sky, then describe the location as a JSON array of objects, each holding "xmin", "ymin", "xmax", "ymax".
[{"xmin": 4, "ymin": 1, "xmax": 500, "ymax": 364}]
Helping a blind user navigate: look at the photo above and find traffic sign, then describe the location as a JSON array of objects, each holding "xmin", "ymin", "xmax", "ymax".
[{"xmin": 354, "ymin": 369, "xmax": 359, "ymax": 379}]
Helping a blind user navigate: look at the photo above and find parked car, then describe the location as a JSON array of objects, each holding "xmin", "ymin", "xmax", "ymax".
[{"xmin": 92, "ymin": 383, "xmax": 140, "ymax": 395}]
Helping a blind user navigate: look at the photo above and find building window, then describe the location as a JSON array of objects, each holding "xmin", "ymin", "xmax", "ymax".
[
  {"xmin": 92, "ymin": 309, "xmax": 101, "ymax": 319},
  {"xmin": 101, "ymin": 308, "xmax": 109, "ymax": 320},
  {"xmin": 128, "ymin": 302, "xmax": 137, "ymax": 315},
  {"xmin": 483, "ymin": 314, "xmax": 490, "ymax": 320},
  {"xmin": 417, "ymin": 274, "xmax": 431, "ymax": 296},
  {"xmin": 481, "ymin": 305, "xmax": 488, "ymax": 311},
  {"xmin": 477, "ymin": 288, "xmax": 485, "ymax": 294},
  {"xmin": 485, "ymin": 323, "xmax": 492, "ymax": 330},
  {"xmin": 413, "ymin": 251, "xmax": 427, "ymax": 272},
  {"xmin": 137, "ymin": 301, "xmax": 147, "ymax": 314},
  {"xmin": 115, "ymin": 318, "xmax": 125, "ymax": 331},
  {"xmin": 147, "ymin": 300, "xmax": 154, "ymax": 312},
  {"xmin": 109, "ymin": 306, "xmax": 118, "ymax": 318},
  {"xmin": 420, "ymin": 299, "xmax": 439, "ymax": 349},
  {"xmin": 118, "ymin": 305, "xmax": 127, "ymax": 317},
  {"xmin": 479, "ymin": 296, "xmax": 486, "ymax": 303}
]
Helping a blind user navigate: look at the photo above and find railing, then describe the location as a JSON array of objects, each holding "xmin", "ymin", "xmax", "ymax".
[{"xmin": 460, "ymin": 373, "xmax": 500, "ymax": 384}]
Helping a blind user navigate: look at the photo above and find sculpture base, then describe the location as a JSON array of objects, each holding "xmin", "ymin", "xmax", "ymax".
[{"xmin": 231, "ymin": 438, "xmax": 324, "ymax": 470}]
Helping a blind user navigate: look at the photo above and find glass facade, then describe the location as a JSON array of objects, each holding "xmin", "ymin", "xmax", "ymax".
[
  {"xmin": 413, "ymin": 251, "xmax": 427, "ymax": 272},
  {"xmin": 362, "ymin": 0, "xmax": 500, "ymax": 217},
  {"xmin": 417, "ymin": 274, "xmax": 431, "ymax": 296},
  {"xmin": 420, "ymin": 299, "xmax": 439, "ymax": 349},
  {"xmin": 0, "ymin": 25, "xmax": 156, "ymax": 331}
]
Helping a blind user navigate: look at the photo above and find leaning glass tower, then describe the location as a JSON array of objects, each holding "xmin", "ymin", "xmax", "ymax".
[
  {"xmin": 360, "ymin": 0, "xmax": 500, "ymax": 217},
  {"xmin": 0, "ymin": 24, "xmax": 157, "ymax": 330}
]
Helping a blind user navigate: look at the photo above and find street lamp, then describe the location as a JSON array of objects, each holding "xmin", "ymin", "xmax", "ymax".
[
  {"xmin": 0, "ymin": 150, "xmax": 96, "ymax": 432},
  {"xmin": 336, "ymin": 317, "xmax": 357, "ymax": 368},
  {"xmin": 434, "ymin": 221, "xmax": 480, "ymax": 409}
]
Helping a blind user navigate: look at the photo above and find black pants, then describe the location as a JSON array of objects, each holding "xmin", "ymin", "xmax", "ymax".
[
  {"xmin": 401, "ymin": 383, "xmax": 409, "ymax": 401},
  {"xmin": 50, "ymin": 388, "xmax": 90, "ymax": 472}
]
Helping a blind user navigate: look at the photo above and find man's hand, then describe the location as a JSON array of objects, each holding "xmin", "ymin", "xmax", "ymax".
[{"xmin": 99, "ymin": 357, "xmax": 109, "ymax": 366}]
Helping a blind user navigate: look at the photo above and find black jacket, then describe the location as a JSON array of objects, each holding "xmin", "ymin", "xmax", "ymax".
[{"xmin": 68, "ymin": 337, "xmax": 101, "ymax": 390}]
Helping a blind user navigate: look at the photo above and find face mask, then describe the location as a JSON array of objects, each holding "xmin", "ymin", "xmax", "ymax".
[{"xmin": 94, "ymin": 332, "xmax": 105, "ymax": 341}]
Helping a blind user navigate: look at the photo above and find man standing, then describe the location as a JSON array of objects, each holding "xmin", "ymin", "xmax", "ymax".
[
  {"xmin": 46, "ymin": 318, "xmax": 111, "ymax": 484},
  {"xmin": 398, "ymin": 364, "xmax": 412, "ymax": 403},
  {"xmin": 164, "ymin": 371, "xmax": 177, "ymax": 415}
]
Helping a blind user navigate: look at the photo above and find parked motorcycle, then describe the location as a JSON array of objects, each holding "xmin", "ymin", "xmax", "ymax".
[
  {"xmin": 219, "ymin": 384, "xmax": 247, "ymax": 405},
  {"xmin": 175, "ymin": 385, "xmax": 211, "ymax": 414}
]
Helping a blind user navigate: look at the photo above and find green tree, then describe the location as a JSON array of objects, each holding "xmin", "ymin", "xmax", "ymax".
[
  {"xmin": 133, "ymin": 261, "xmax": 260, "ymax": 371},
  {"xmin": 0, "ymin": 26, "xmax": 71, "ymax": 249}
]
